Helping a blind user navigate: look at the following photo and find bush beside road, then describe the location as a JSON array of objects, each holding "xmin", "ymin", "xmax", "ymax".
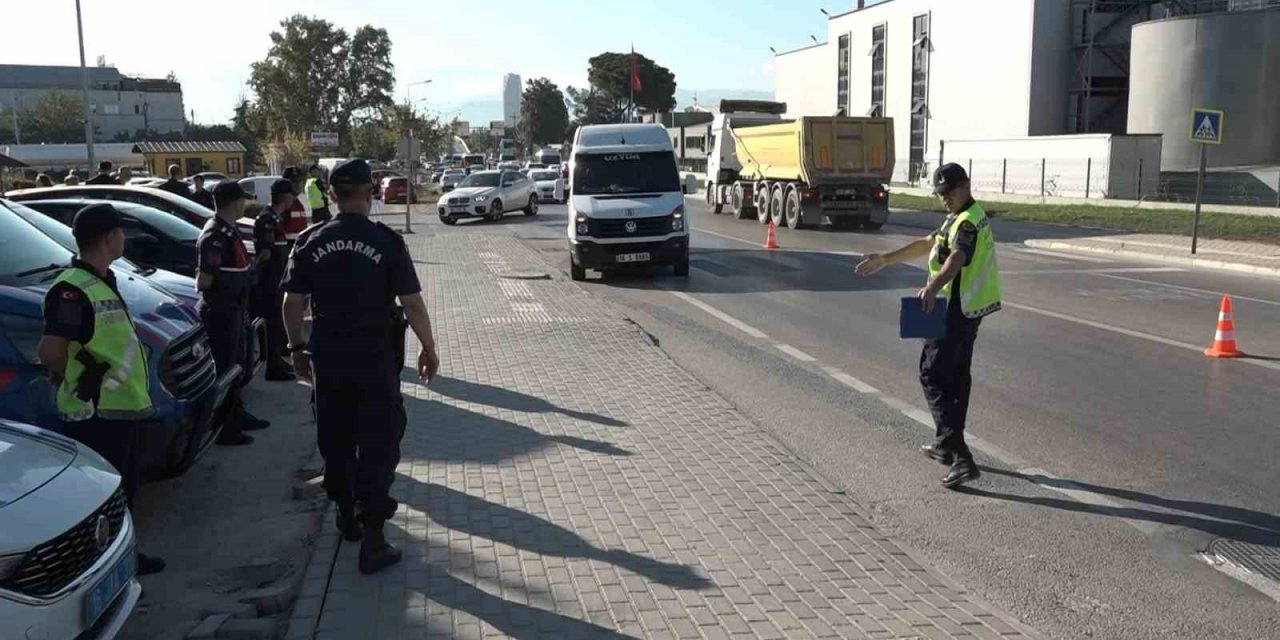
[{"xmin": 891, "ymin": 192, "xmax": 1280, "ymax": 244}]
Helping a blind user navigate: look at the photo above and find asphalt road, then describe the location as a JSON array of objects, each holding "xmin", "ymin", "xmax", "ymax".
[{"xmin": 435, "ymin": 199, "xmax": 1280, "ymax": 639}]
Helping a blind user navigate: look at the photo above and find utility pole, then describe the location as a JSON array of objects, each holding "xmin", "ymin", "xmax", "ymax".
[
  {"xmin": 76, "ymin": 0, "xmax": 95, "ymax": 170},
  {"xmin": 9, "ymin": 93, "xmax": 20, "ymax": 144}
]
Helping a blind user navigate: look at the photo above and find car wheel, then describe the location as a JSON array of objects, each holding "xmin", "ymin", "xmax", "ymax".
[
  {"xmin": 570, "ymin": 255, "xmax": 586, "ymax": 281},
  {"xmin": 440, "ymin": 215, "xmax": 457, "ymax": 226},
  {"xmin": 487, "ymin": 200, "xmax": 503, "ymax": 222},
  {"xmin": 524, "ymin": 196, "xmax": 538, "ymax": 216}
]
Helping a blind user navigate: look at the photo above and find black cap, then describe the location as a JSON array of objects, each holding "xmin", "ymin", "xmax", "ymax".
[
  {"xmin": 212, "ymin": 180, "xmax": 253, "ymax": 208},
  {"xmin": 932, "ymin": 163, "xmax": 969, "ymax": 195},
  {"xmin": 329, "ymin": 159, "xmax": 372, "ymax": 187},
  {"xmin": 72, "ymin": 203, "xmax": 125, "ymax": 245},
  {"xmin": 270, "ymin": 179, "xmax": 295, "ymax": 197}
]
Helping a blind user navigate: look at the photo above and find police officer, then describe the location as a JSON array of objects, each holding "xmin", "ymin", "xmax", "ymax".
[
  {"xmin": 855, "ymin": 164, "xmax": 1002, "ymax": 488},
  {"xmin": 281, "ymin": 159, "xmax": 440, "ymax": 575},
  {"xmin": 253, "ymin": 179, "xmax": 297, "ymax": 381},
  {"xmin": 305, "ymin": 165, "xmax": 332, "ymax": 224},
  {"xmin": 37, "ymin": 204, "xmax": 166, "ymax": 575},
  {"xmin": 198, "ymin": 181, "xmax": 270, "ymax": 445}
]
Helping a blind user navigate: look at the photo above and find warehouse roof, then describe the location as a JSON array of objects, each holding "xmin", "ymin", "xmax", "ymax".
[{"xmin": 131, "ymin": 141, "xmax": 247, "ymax": 154}]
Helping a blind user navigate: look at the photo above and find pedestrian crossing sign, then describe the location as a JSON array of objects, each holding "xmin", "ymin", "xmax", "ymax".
[{"xmin": 1190, "ymin": 108, "xmax": 1224, "ymax": 145}]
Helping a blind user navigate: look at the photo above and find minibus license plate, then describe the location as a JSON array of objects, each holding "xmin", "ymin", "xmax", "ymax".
[{"xmin": 616, "ymin": 252, "xmax": 651, "ymax": 264}]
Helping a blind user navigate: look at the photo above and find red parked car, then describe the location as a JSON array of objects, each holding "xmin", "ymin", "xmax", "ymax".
[{"xmin": 381, "ymin": 176, "xmax": 417, "ymax": 204}]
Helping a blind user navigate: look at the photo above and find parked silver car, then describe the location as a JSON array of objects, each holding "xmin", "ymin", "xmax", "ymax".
[
  {"xmin": 0, "ymin": 420, "xmax": 141, "ymax": 640},
  {"xmin": 436, "ymin": 170, "xmax": 538, "ymax": 224},
  {"xmin": 439, "ymin": 169, "xmax": 467, "ymax": 193}
]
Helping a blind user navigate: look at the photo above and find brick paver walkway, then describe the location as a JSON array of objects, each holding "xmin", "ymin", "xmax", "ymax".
[
  {"xmin": 286, "ymin": 227, "xmax": 1040, "ymax": 639},
  {"xmin": 1025, "ymin": 234, "xmax": 1280, "ymax": 275}
]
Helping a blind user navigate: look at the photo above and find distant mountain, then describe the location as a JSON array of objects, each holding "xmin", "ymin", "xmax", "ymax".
[{"xmin": 451, "ymin": 88, "xmax": 775, "ymax": 125}]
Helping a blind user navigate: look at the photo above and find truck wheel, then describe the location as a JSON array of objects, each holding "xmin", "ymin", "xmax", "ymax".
[
  {"xmin": 756, "ymin": 183, "xmax": 771, "ymax": 224},
  {"xmin": 784, "ymin": 188, "xmax": 805, "ymax": 230},
  {"xmin": 674, "ymin": 251, "xmax": 690, "ymax": 277},
  {"xmin": 708, "ymin": 185, "xmax": 723, "ymax": 214},
  {"xmin": 731, "ymin": 183, "xmax": 746, "ymax": 219},
  {"xmin": 769, "ymin": 185, "xmax": 786, "ymax": 227},
  {"xmin": 862, "ymin": 220, "xmax": 884, "ymax": 231},
  {"xmin": 570, "ymin": 256, "xmax": 587, "ymax": 281},
  {"xmin": 487, "ymin": 200, "xmax": 503, "ymax": 222}
]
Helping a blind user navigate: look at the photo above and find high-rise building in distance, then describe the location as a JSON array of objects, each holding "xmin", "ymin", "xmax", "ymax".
[{"xmin": 503, "ymin": 74, "xmax": 522, "ymax": 127}]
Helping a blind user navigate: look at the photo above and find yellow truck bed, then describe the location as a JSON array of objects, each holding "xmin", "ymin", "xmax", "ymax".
[{"xmin": 735, "ymin": 117, "xmax": 895, "ymax": 187}]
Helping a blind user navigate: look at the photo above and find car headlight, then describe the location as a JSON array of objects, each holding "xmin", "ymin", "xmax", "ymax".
[
  {"xmin": 672, "ymin": 205, "xmax": 685, "ymax": 231},
  {"xmin": 0, "ymin": 553, "xmax": 26, "ymax": 581},
  {"xmin": 474, "ymin": 195, "xmax": 488, "ymax": 202}
]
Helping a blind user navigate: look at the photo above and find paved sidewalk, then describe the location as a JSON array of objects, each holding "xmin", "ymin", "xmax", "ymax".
[
  {"xmin": 1025, "ymin": 234, "xmax": 1280, "ymax": 276},
  {"xmin": 286, "ymin": 227, "xmax": 1042, "ymax": 639}
]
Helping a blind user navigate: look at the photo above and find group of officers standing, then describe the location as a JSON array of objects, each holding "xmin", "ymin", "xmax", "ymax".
[{"xmin": 39, "ymin": 158, "xmax": 438, "ymax": 576}]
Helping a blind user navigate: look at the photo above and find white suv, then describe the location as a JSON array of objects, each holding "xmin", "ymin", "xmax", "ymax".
[{"xmin": 0, "ymin": 420, "xmax": 141, "ymax": 640}]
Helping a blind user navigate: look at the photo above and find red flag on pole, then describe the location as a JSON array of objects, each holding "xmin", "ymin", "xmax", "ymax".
[{"xmin": 630, "ymin": 49, "xmax": 643, "ymax": 93}]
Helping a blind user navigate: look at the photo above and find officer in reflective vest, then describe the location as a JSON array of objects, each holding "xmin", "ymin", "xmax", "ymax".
[
  {"xmin": 855, "ymin": 164, "xmax": 1001, "ymax": 488},
  {"xmin": 306, "ymin": 164, "xmax": 332, "ymax": 224},
  {"xmin": 38, "ymin": 203, "xmax": 166, "ymax": 575}
]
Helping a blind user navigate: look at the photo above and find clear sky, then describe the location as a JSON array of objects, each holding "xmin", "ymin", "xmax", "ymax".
[{"xmin": 1, "ymin": 0, "xmax": 860, "ymax": 126}]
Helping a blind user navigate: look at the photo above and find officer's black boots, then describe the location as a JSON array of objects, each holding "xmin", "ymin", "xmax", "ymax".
[
  {"xmin": 942, "ymin": 460, "xmax": 980, "ymax": 488},
  {"xmin": 240, "ymin": 413, "xmax": 270, "ymax": 431},
  {"xmin": 216, "ymin": 431, "xmax": 253, "ymax": 446},
  {"xmin": 358, "ymin": 520, "xmax": 402, "ymax": 575},
  {"xmin": 920, "ymin": 444, "xmax": 954, "ymax": 466},
  {"xmin": 336, "ymin": 503, "xmax": 362, "ymax": 542}
]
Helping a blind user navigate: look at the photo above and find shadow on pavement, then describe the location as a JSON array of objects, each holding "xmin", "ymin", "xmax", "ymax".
[
  {"xmin": 402, "ymin": 479, "xmax": 713, "ymax": 591},
  {"xmin": 598, "ymin": 248, "xmax": 923, "ymax": 295},
  {"xmin": 423, "ymin": 375, "xmax": 628, "ymax": 427},
  {"xmin": 399, "ymin": 391, "xmax": 633, "ymax": 462},
  {"xmin": 966, "ymin": 468, "xmax": 1280, "ymax": 545}
]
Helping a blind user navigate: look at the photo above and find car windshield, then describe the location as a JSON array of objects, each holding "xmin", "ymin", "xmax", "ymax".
[
  {"xmin": 3, "ymin": 201, "xmax": 147, "ymax": 273},
  {"xmin": 459, "ymin": 173, "xmax": 501, "ymax": 188},
  {"xmin": 530, "ymin": 171, "xmax": 558, "ymax": 181},
  {"xmin": 0, "ymin": 201, "xmax": 75, "ymax": 282},
  {"xmin": 573, "ymin": 151, "xmax": 680, "ymax": 195},
  {"xmin": 116, "ymin": 203, "xmax": 201, "ymax": 242},
  {"xmin": 539, "ymin": 155, "xmax": 561, "ymax": 165}
]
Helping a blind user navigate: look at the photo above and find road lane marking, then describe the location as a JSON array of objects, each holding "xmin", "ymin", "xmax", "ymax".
[
  {"xmin": 881, "ymin": 396, "xmax": 936, "ymax": 428},
  {"xmin": 1016, "ymin": 248, "xmax": 1116, "ymax": 264},
  {"xmin": 820, "ymin": 365, "xmax": 880, "ymax": 394},
  {"xmin": 775, "ymin": 344, "xmax": 817, "ymax": 362},
  {"xmin": 667, "ymin": 291, "xmax": 767, "ymax": 338},
  {"xmin": 1004, "ymin": 267, "xmax": 1185, "ymax": 275},
  {"xmin": 1094, "ymin": 273, "xmax": 1280, "ymax": 308},
  {"xmin": 1005, "ymin": 301, "xmax": 1280, "ymax": 372}
]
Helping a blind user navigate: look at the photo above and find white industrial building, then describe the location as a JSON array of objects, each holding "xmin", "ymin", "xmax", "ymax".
[
  {"xmin": 773, "ymin": 0, "xmax": 1278, "ymax": 196},
  {"xmin": 0, "ymin": 64, "xmax": 185, "ymax": 142}
]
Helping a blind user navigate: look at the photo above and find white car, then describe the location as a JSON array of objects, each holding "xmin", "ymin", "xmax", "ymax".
[
  {"xmin": 528, "ymin": 169, "xmax": 565, "ymax": 204},
  {"xmin": 440, "ymin": 169, "xmax": 467, "ymax": 192},
  {"xmin": 0, "ymin": 420, "xmax": 141, "ymax": 640},
  {"xmin": 238, "ymin": 176, "xmax": 285, "ymax": 208},
  {"xmin": 437, "ymin": 170, "xmax": 538, "ymax": 224}
]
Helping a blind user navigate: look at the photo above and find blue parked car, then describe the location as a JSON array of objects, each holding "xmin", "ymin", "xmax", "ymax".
[{"xmin": 0, "ymin": 199, "xmax": 237, "ymax": 479}]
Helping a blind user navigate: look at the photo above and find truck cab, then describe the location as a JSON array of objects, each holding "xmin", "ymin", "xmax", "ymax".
[{"xmin": 567, "ymin": 124, "xmax": 689, "ymax": 281}]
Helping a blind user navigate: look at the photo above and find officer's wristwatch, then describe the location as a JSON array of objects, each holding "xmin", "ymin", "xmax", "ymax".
[{"xmin": 287, "ymin": 342, "xmax": 309, "ymax": 354}]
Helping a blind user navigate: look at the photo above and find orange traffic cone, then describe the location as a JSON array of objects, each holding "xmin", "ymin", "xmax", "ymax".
[
  {"xmin": 1204, "ymin": 296, "xmax": 1244, "ymax": 358},
  {"xmin": 764, "ymin": 219, "xmax": 778, "ymax": 249}
]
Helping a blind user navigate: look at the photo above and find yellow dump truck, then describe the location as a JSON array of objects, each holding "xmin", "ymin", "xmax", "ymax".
[{"xmin": 706, "ymin": 101, "xmax": 895, "ymax": 230}]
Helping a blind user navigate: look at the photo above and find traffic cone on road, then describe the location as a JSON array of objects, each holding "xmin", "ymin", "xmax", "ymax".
[
  {"xmin": 764, "ymin": 219, "xmax": 779, "ymax": 249},
  {"xmin": 1204, "ymin": 296, "xmax": 1244, "ymax": 358}
]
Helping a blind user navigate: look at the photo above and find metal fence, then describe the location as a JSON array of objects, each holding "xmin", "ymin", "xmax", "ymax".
[{"xmin": 933, "ymin": 157, "xmax": 1280, "ymax": 208}]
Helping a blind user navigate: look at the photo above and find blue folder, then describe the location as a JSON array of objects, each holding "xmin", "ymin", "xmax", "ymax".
[{"xmin": 900, "ymin": 297, "xmax": 947, "ymax": 339}]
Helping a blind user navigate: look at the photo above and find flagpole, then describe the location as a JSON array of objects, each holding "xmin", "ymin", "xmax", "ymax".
[{"xmin": 629, "ymin": 45, "xmax": 635, "ymax": 123}]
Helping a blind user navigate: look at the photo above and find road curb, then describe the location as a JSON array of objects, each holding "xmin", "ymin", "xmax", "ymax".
[{"xmin": 1023, "ymin": 239, "xmax": 1280, "ymax": 277}]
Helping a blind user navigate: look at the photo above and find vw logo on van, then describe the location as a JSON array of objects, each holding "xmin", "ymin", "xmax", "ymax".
[{"xmin": 624, "ymin": 221, "xmax": 638, "ymax": 234}]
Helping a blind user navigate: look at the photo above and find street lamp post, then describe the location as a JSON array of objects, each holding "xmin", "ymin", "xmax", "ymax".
[
  {"xmin": 403, "ymin": 79, "xmax": 432, "ymax": 233},
  {"xmin": 75, "ymin": 0, "xmax": 95, "ymax": 172}
]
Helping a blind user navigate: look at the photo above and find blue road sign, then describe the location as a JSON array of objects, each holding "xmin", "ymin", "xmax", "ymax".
[{"xmin": 1191, "ymin": 108, "xmax": 1224, "ymax": 145}]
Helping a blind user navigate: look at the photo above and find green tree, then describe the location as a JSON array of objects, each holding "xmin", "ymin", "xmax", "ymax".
[
  {"xmin": 519, "ymin": 78, "xmax": 569, "ymax": 147},
  {"xmin": 565, "ymin": 85, "xmax": 619, "ymax": 127},
  {"xmin": 585, "ymin": 52, "xmax": 677, "ymax": 117},
  {"xmin": 0, "ymin": 90, "xmax": 85, "ymax": 144},
  {"xmin": 247, "ymin": 15, "xmax": 395, "ymax": 145}
]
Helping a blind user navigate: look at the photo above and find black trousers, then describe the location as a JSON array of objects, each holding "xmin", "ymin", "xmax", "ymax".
[
  {"xmin": 201, "ymin": 306, "xmax": 248, "ymax": 435},
  {"xmin": 313, "ymin": 337, "xmax": 405, "ymax": 522},
  {"xmin": 919, "ymin": 321, "xmax": 981, "ymax": 463},
  {"xmin": 253, "ymin": 281, "xmax": 287, "ymax": 365},
  {"xmin": 63, "ymin": 418, "xmax": 140, "ymax": 505},
  {"xmin": 311, "ymin": 207, "xmax": 332, "ymax": 225}
]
